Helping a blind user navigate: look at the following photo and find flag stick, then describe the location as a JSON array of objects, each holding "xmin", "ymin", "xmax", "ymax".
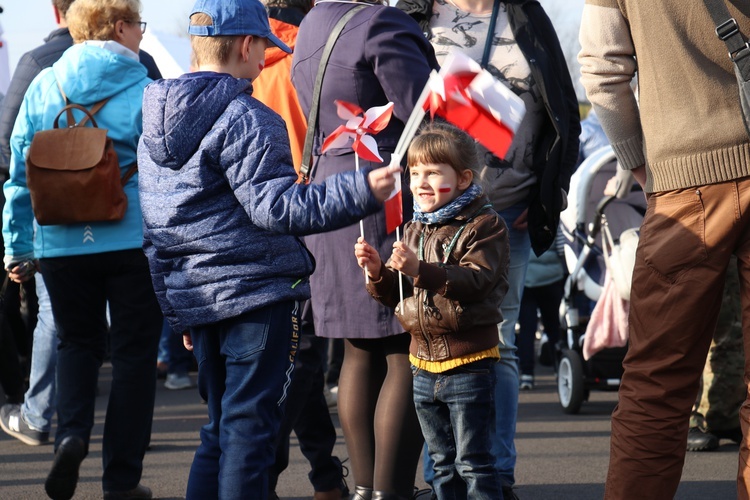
[
  {"xmin": 355, "ymin": 155, "xmax": 368, "ymax": 284},
  {"xmin": 396, "ymin": 226, "xmax": 405, "ymax": 307},
  {"xmin": 387, "ymin": 73, "xmax": 436, "ymax": 306}
]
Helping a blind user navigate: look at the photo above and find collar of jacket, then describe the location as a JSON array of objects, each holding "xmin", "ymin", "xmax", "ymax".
[{"xmin": 44, "ymin": 27, "xmax": 71, "ymax": 44}]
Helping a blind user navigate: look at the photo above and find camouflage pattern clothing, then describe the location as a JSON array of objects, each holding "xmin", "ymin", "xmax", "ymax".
[{"xmin": 690, "ymin": 256, "xmax": 745, "ymax": 433}]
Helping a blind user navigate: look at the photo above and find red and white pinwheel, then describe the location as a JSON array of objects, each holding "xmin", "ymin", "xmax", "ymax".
[{"xmin": 321, "ymin": 100, "xmax": 394, "ymax": 163}]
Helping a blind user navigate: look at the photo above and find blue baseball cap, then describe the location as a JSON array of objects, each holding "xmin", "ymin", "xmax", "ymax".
[{"xmin": 188, "ymin": 0, "xmax": 292, "ymax": 54}]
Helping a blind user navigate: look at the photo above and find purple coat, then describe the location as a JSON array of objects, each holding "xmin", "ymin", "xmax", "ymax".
[{"xmin": 291, "ymin": 1, "xmax": 439, "ymax": 339}]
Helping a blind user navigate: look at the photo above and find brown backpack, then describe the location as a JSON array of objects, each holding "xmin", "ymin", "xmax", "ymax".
[{"xmin": 25, "ymin": 83, "xmax": 136, "ymax": 226}]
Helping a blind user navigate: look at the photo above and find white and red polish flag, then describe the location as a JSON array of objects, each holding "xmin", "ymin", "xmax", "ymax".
[
  {"xmin": 425, "ymin": 50, "xmax": 526, "ymax": 159},
  {"xmin": 384, "ymin": 174, "xmax": 402, "ymax": 234}
]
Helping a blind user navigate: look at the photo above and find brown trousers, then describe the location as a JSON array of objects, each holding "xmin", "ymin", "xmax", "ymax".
[{"xmin": 605, "ymin": 178, "xmax": 750, "ymax": 499}]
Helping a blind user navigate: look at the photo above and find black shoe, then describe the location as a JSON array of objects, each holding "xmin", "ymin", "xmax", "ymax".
[
  {"xmin": 103, "ymin": 483, "xmax": 153, "ymax": 499},
  {"xmin": 45, "ymin": 436, "xmax": 86, "ymax": 500},
  {"xmin": 503, "ymin": 485, "xmax": 520, "ymax": 500},
  {"xmin": 686, "ymin": 427, "xmax": 719, "ymax": 452},
  {"xmin": 713, "ymin": 427, "xmax": 743, "ymax": 444}
]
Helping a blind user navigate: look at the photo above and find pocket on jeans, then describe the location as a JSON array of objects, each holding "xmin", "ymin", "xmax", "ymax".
[
  {"xmin": 222, "ymin": 308, "xmax": 271, "ymax": 359},
  {"xmin": 639, "ymin": 189, "xmax": 707, "ymax": 282}
]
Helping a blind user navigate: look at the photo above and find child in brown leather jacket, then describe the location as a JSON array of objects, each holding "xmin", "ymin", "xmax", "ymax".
[{"xmin": 354, "ymin": 122, "xmax": 509, "ymax": 500}]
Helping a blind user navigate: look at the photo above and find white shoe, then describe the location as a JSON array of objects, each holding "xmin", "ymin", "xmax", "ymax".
[
  {"xmin": 165, "ymin": 373, "xmax": 194, "ymax": 390},
  {"xmin": 324, "ymin": 386, "xmax": 338, "ymax": 408},
  {"xmin": 519, "ymin": 374, "xmax": 534, "ymax": 391}
]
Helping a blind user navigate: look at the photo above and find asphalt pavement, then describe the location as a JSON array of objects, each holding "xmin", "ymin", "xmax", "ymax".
[{"xmin": 0, "ymin": 363, "xmax": 739, "ymax": 499}]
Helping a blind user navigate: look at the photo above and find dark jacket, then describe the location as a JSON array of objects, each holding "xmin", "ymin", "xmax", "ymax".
[
  {"xmin": 0, "ymin": 28, "xmax": 162, "ymax": 176},
  {"xmin": 367, "ymin": 195, "xmax": 510, "ymax": 362},
  {"xmin": 396, "ymin": 0, "xmax": 581, "ymax": 255},
  {"xmin": 290, "ymin": 1, "xmax": 439, "ymax": 340},
  {"xmin": 138, "ymin": 73, "xmax": 382, "ymax": 333}
]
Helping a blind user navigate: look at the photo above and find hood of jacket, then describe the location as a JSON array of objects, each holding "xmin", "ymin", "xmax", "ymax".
[
  {"xmin": 265, "ymin": 18, "xmax": 298, "ymax": 68},
  {"xmin": 140, "ymin": 72, "xmax": 252, "ymax": 170},
  {"xmin": 52, "ymin": 43, "xmax": 147, "ymax": 105}
]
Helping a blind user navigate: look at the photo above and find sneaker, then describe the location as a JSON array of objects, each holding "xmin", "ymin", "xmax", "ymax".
[
  {"xmin": 519, "ymin": 374, "xmax": 534, "ymax": 391},
  {"xmin": 686, "ymin": 426, "xmax": 719, "ymax": 452},
  {"xmin": 103, "ymin": 483, "xmax": 153, "ymax": 499},
  {"xmin": 45, "ymin": 435, "xmax": 86, "ymax": 500},
  {"xmin": 0, "ymin": 403, "xmax": 49, "ymax": 446},
  {"xmin": 324, "ymin": 385, "xmax": 338, "ymax": 408},
  {"xmin": 165, "ymin": 373, "xmax": 194, "ymax": 390}
]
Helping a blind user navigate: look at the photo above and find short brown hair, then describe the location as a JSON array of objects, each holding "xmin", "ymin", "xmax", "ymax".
[
  {"xmin": 407, "ymin": 121, "xmax": 479, "ymax": 174},
  {"xmin": 189, "ymin": 13, "xmax": 241, "ymax": 67},
  {"xmin": 66, "ymin": 0, "xmax": 141, "ymax": 43},
  {"xmin": 53, "ymin": 0, "xmax": 76, "ymax": 18}
]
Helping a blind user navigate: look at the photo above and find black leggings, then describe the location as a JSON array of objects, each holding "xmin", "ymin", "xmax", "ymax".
[{"xmin": 338, "ymin": 334, "xmax": 424, "ymax": 497}]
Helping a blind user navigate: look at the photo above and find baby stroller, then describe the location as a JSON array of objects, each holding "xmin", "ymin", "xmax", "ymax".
[{"xmin": 556, "ymin": 146, "xmax": 646, "ymax": 414}]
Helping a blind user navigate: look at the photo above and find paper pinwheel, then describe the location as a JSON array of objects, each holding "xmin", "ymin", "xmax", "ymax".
[{"xmin": 321, "ymin": 101, "xmax": 394, "ymax": 163}]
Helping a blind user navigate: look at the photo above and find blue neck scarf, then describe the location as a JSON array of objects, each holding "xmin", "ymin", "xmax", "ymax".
[{"xmin": 412, "ymin": 183, "xmax": 483, "ymax": 225}]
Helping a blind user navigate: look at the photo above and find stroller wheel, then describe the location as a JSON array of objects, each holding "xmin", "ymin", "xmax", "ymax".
[{"xmin": 558, "ymin": 350, "xmax": 585, "ymax": 414}]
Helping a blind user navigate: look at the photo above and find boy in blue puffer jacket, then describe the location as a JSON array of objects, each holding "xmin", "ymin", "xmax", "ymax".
[{"xmin": 136, "ymin": 0, "xmax": 400, "ymax": 497}]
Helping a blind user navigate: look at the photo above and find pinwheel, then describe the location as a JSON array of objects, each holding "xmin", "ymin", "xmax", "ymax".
[
  {"xmin": 322, "ymin": 100, "xmax": 394, "ymax": 283},
  {"xmin": 321, "ymin": 100, "xmax": 394, "ymax": 162}
]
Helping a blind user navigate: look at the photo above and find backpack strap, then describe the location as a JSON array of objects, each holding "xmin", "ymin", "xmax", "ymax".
[
  {"xmin": 55, "ymin": 79, "xmax": 110, "ymax": 128},
  {"xmin": 120, "ymin": 163, "xmax": 138, "ymax": 185}
]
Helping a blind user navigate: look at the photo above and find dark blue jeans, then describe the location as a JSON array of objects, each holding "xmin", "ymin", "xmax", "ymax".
[
  {"xmin": 40, "ymin": 249, "xmax": 162, "ymax": 492},
  {"xmin": 269, "ymin": 300, "xmax": 343, "ymax": 493},
  {"xmin": 413, "ymin": 358, "xmax": 503, "ymax": 500},
  {"xmin": 186, "ymin": 301, "xmax": 299, "ymax": 500}
]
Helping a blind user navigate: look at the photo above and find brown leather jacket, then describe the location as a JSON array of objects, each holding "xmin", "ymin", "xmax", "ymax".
[{"xmin": 367, "ymin": 195, "xmax": 510, "ymax": 362}]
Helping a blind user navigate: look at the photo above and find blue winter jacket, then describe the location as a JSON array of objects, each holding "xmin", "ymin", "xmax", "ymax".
[
  {"xmin": 138, "ymin": 72, "xmax": 381, "ymax": 332},
  {"xmin": 3, "ymin": 43, "xmax": 150, "ymax": 263}
]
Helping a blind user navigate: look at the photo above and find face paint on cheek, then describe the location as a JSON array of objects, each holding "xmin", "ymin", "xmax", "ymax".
[{"xmin": 438, "ymin": 184, "xmax": 452, "ymax": 193}]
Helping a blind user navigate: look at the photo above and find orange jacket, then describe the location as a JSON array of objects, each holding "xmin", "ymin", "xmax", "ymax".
[{"xmin": 253, "ymin": 18, "xmax": 306, "ymax": 172}]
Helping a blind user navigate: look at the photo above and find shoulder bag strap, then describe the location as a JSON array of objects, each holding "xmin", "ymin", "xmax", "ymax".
[
  {"xmin": 299, "ymin": 4, "xmax": 368, "ymax": 183},
  {"xmin": 702, "ymin": 0, "xmax": 750, "ymax": 82}
]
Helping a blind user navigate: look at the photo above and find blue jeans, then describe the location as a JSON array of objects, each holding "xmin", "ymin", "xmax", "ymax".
[
  {"xmin": 158, "ymin": 319, "xmax": 194, "ymax": 376},
  {"xmin": 186, "ymin": 301, "xmax": 298, "ymax": 500},
  {"xmin": 492, "ymin": 204, "xmax": 530, "ymax": 487},
  {"xmin": 423, "ymin": 204, "xmax": 530, "ymax": 488},
  {"xmin": 22, "ymin": 273, "xmax": 58, "ymax": 432},
  {"xmin": 413, "ymin": 359, "xmax": 503, "ymax": 499}
]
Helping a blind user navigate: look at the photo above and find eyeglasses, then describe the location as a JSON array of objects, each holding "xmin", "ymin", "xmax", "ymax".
[{"xmin": 126, "ymin": 20, "xmax": 147, "ymax": 33}]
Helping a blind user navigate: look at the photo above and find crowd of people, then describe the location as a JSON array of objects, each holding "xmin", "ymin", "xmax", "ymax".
[{"xmin": 0, "ymin": 0, "xmax": 748, "ymax": 499}]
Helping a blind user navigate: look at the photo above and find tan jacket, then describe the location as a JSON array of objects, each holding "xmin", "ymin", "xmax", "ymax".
[
  {"xmin": 367, "ymin": 195, "xmax": 509, "ymax": 362},
  {"xmin": 579, "ymin": 0, "xmax": 750, "ymax": 193}
]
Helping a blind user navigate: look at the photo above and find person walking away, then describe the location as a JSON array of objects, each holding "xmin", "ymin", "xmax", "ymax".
[
  {"xmin": 579, "ymin": 1, "xmax": 750, "ymax": 497},
  {"xmin": 687, "ymin": 256, "xmax": 745, "ymax": 452},
  {"xmin": 137, "ymin": 0, "xmax": 401, "ymax": 497},
  {"xmin": 0, "ymin": 0, "xmax": 161, "ymax": 449},
  {"xmin": 3, "ymin": 0, "xmax": 163, "ymax": 498},
  {"xmin": 516, "ymin": 246, "xmax": 564, "ymax": 390},
  {"xmin": 355, "ymin": 122, "xmax": 509, "ymax": 500},
  {"xmin": 252, "ymin": 0, "xmax": 349, "ymax": 497},
  {"xmin": 396, "ymin": 1, "xmax": 580, "ymax": 496},
  {"xmin": 291, "ymin": 1, "xmax": 439, "ymax": 497}
]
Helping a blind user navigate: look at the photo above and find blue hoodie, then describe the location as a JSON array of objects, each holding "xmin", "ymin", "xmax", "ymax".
[
  {"xmin": 138, "ymin": 73, "xmax": 381, "ymax": 332},
  {"xmin": 3, "ymin": 43, "xmax": 150, "ymax": 263}
]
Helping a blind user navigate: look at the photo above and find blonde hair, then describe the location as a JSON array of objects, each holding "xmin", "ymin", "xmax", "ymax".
[
  {"xmin": 189, "ymin": 13, "xmax": 241, "ymax": 66},
  {"xmin": 66, "ymin": 0, "xmax": 141, "ymax": 43},
  {"xmin": 407, "ymin": 122, "xmax": 479, "ymax": 174}
]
